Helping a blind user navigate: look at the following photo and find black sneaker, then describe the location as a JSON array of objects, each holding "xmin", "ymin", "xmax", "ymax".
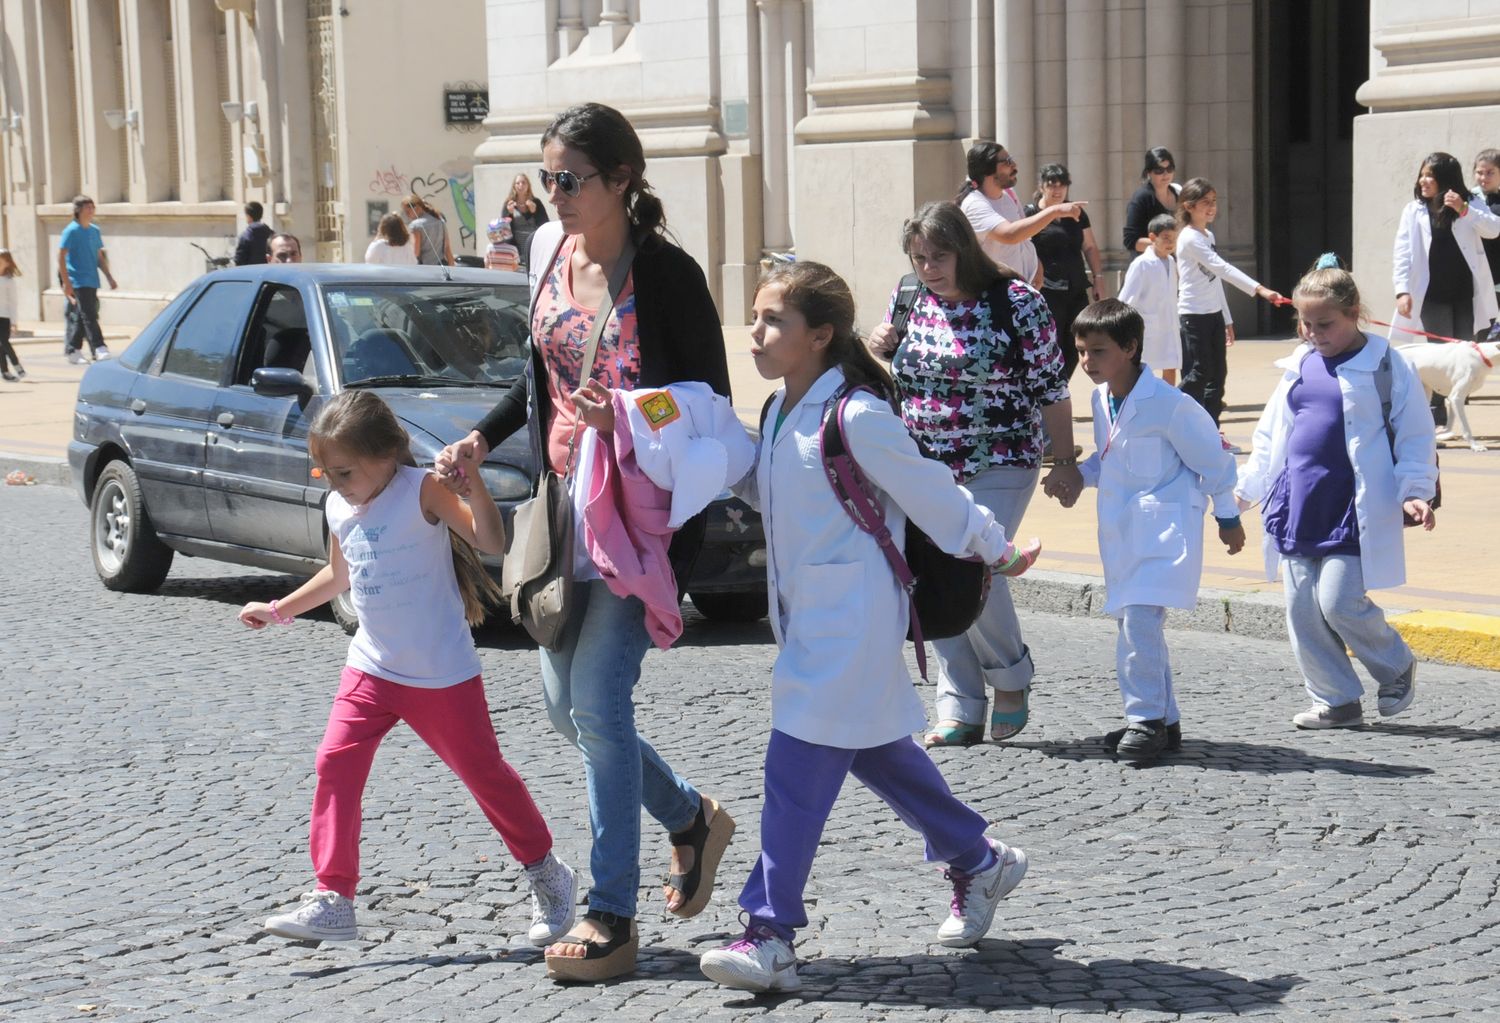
[{"xmin": 1104, "ymin": 720, "xmax": 1181, "ymax": 752}]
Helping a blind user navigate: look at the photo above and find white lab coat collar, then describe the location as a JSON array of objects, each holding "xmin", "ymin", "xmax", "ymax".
[
  {"xmin": 766, "ymin": 367, "xmax": 846, "ymax": 451},
  {"xmin": 1273, "ymin": 332, "xmax": 1389, "ymax": 374}
]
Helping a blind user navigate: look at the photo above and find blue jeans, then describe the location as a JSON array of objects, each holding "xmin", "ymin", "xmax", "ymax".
[{"xmin": 539, "ymin": 580, "xmax": 701, "ymax": 918}]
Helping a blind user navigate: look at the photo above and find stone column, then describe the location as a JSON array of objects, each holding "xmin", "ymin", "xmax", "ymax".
[
  {"xmin": 993, "ymin": 0, "xmax": 1034, "ymax": 172},
  {"xmin": 33, "ymin": 0, "xmax": 80, "ymax": 202},
  {"xmin": 756, "ymin": 0, "xmax": 801, "ymax": 255},
  {"xmin": 1064, "ymin": 1, "xmax": 1106, "ymax": 243},
  {"xmin": 121, "ymin": 0, "xmax": 174, "ymax": 203},
  {"xmin": 1143, "ymin": 0, "xmax": 1185, "ymax": 161},
  {"xmin": 71, "ymin": 0, "xmax": 126, "ymax": 202},
  {"xmin": 556, "ymin": 0, "xmax": 584, "ymax": 56},
  {"xmin": 172, "ymin": 0, "xmax": 225, "ymax": 202}
]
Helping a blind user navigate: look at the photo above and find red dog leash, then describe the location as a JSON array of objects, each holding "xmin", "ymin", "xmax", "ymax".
[{"xmin": 1368, "ymin": 320, "xmax": 1494, "ymax": 366}]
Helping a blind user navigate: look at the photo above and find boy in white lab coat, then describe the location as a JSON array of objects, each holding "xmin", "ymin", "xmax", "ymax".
[
  {"xmin": 1059, "ymin": 299, "xmax": 1246, "ymax": 761},
  {"xmin": 1118, "ymin": 213, "xmax": 1182, "ymax": 385}
]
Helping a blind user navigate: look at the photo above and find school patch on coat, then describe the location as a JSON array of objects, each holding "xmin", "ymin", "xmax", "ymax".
[{"xmin": 634, "ymin": 389, "xmax": 682, "ymax": 431}]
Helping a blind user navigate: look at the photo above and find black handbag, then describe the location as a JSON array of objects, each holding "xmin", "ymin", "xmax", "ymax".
[{"xmin": 818, "ymin": 386, "xmax": 991, "ymax": 680}]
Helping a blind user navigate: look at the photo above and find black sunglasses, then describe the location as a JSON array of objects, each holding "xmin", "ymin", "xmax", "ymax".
[
  {"xmin": 537, "ymin": 168, "xmax": 600, "ymax": 197},
  {"xmin": 1150, "ymin": 164, "xmax": 1175, "ymax": 175}
]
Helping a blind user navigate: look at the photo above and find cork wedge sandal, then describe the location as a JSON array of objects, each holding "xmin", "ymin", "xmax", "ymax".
[
  {"xmin": 663, "ymin": 797, "xmax": 736, "ymax": 919},
  {"xmin": 544, "ymin": 910, "xmax": 638, "ymax": 983}
]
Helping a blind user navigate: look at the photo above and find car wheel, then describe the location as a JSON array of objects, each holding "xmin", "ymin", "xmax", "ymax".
[
  {"xmin": 90, "ymin": 460, "xmax": 174, "ymax": 592},
  {"xmin": 689, "ymin": 590, "xmax": 768, "ymax": 623},
  {"xmin": 326, "ymin": 534, "xmax": 360, "ymax": 635}
]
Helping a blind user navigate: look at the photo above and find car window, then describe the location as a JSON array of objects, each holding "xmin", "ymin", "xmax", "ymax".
[
  {"xmin": 323, "ymin": 282, "xmax": 530, "ymax": 386},
  {"xmin": 118, "ymin": 287, "xmax": 196, "ymax": 372},
  {"xmin": 161, "ymin": 281, "xmax": 258, "ymax": 383},
  {"xmin": 236, "ymin": 285, "xmax": 313, "ymax": 384}
]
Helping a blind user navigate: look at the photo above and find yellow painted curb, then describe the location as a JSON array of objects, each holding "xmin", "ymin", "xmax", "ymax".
[{"xmin": 1390, "ymin": 611, "xmax": 1500, "ymax": 672}]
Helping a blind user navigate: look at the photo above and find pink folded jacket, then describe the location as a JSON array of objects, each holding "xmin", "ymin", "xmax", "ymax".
[{"xmin": 582, "ymin": 392, "xmax": 683, "ymax": 649}]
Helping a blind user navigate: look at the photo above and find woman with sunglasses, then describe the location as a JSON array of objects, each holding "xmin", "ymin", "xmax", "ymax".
[
  {"xmin": 1123, "ymin": 146, "xmax": 1181, "ymax": 254},
  {"xmin": 504, "ymin": 172, "xmax": 549, "ymax": 270},
  {"xmin": 435, "ymin": 103, "xmax": 735, "ymax": 983},
  {"xmin": 1025, "ymin": 163, "xmax": 1105, "ymax": 385}
]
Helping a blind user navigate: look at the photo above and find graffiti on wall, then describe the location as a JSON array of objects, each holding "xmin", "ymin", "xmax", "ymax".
[{"xmin": 368, "ymin": 163, "xmax": 477, "ymax": 251}]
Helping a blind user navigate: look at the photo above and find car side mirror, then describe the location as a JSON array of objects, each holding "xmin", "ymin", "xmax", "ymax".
[{"xmin": 251, "ymin": 366, "xmax": 313, "ymax": 398}]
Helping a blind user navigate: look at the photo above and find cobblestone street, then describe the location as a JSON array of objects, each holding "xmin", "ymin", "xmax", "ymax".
[{"xmin": 3, "ymin": 482, "xmax": 1498, "ymax": 1022}]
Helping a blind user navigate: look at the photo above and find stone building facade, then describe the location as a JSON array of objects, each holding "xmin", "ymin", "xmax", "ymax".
[
  {"xmin": 474, "ymin": 1, "xmax": 1499, "ymax": 333},
  {"xmin": 0, "ymin": 0, "xmax": 488, "ymax": 325}
]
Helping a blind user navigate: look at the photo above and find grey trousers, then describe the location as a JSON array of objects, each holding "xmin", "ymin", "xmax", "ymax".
[
  {"xmin": 1116, "ymin": 605, "xmax": 1180, "ymax": 725},
  {"xmin": 1282, "ymin": 554, "xmax": 1414, "ymax": 708},
  {"xmin": 933, "ymin": 465, "xmax": 1039, "ymax": 724}
]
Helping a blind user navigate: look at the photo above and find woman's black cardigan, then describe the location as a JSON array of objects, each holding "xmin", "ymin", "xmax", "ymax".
[{"xmin": 475, "ymin": 233, "xmax": 732, "ymax": 582}]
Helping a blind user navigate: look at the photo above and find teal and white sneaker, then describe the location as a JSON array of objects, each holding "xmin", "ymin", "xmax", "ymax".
[
  {"xmin": 936, "ymin": 839, "xmax": 1028, "ymax": 948},
  {"xmin": 700, "ymin": 922, "xmax": 801, "ymax": 993},
  {"xmin": 264, "ymin": 890, "xmax": 358, "ymax": 942}
]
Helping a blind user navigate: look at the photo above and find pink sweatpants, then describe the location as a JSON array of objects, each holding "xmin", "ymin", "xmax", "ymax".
[{"xmin": 310, "ymin": 667, "xmax": 552, "ymax": 898}]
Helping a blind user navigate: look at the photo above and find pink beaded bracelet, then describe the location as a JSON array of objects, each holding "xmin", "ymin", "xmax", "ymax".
[{"xmin": 269, "ymin": 599, "xmax": 295, "ymax": 626}]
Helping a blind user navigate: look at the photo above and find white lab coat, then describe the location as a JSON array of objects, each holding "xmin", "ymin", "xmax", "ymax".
[
  {"xmin": 1235, "ymin": 334, "xmax": 1438, "ymax": 590},
  {"xmin": 1389, "ymin": 198, "xmax": 1500, "ymax": 342},
  {"xmin": 1118, "ymin": 249, "xmax": 1181, "ymax": 370},
  {"xmin": 733, "ymin": 367, "xmax": 1014, "ymax": 749},
  {"xmin": 1078, "ymin": 369, "xmax": 1238, "ymax": 615}
]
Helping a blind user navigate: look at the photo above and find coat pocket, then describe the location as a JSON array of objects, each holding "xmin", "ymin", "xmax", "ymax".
[{"xmin": 1131, "ymin": 497, "xmax": 1188, "ymax": 561}]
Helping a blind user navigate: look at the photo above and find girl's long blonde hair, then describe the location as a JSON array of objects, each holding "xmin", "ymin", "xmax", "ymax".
[
  {"xmin": 309, "ymin": 390, "xmax": 501, "ymax": 626},
  {"xmin": 0, "ymin": 249, "xmax": 22, "ymax": 277}
]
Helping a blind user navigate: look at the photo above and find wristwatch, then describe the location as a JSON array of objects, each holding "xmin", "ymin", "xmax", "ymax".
[{"xmin": 1051, "ymin": 456, "xmax": 1078, "ymax": 467}]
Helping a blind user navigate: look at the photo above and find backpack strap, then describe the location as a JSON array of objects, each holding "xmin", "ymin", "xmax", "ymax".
[
  {"xmin": 818, "ymin": 385, "xmax": 930, "ymax": 681},
  {"xmin": 1373, "ymin": 349, "xmax": 1396, "ymax": 450},
  {"xmin": 758, "ymin": 391, "xmax": 778, "ymax": 436}
]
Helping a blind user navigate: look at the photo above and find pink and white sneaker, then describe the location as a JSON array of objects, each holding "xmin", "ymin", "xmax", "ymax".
[
  {"xmin": 936, "ymin": 839, "xmax": 1028, "ymax": 947},
  {"xmin": 699, "ymin": 921, "xmax": 801, "ymax": 993}
]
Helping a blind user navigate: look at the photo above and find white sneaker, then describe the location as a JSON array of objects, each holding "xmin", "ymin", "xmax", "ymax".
[
  {"xmin": 95, "ymin": 346, "xmax": 112, "ymax": 360},
  {"xmin": 263, "ymin": 890, "xmax": 358, "ymax": 941},
  {"xmin": 65, "ymin": 350, "xmax": 89, "ymax": 365},
  {"xmin": 524, "ymin": 852, "xmax": 577, "ymax": 946},
  {"xmin": 699, "ymin": 922, "xmax": 801, "ymax": 993},
  {"xmin": 936, "ymin": 839, "xmax": 1028, "ymax": 948}
]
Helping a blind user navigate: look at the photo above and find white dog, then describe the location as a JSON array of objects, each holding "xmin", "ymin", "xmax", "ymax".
[{"xmin": 1396, "ymin": 339, "xmax": 1500, "ymax": 451}]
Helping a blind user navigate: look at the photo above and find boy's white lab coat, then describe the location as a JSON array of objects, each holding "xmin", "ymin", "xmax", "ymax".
[
  {"xmin": 734, "ymin": 367, "xmax": 1013, "ymax": 750},
  {"xmin": 1078, "ymin": 368, "xmax": 1238, "ymax": 615},
  {"xmin": 1235, "ymin": 333, "xmax": 1438, "ymax": 590},
  {"xmin": 1389, "ymin": 198, "xmax": 1500, "ymax": 342},
  {"xmin": 1118, "ymin": 248, "xmax": 1181, "ymax": 370}
]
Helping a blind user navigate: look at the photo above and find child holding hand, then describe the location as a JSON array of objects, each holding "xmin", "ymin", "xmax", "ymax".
[
  {"xmin": 699, "ymin": 261, "xmax": 1040, "ymax": 995},
  {"xmin": 1060, "ymin": 299, "xmax": 1244, "ymax": 762},
  {"xmin": 239, "ymin": 390, "xmax": 576, "ymax": 947},
  {"xmin": 1236, "ymin": 257, "xmax": 1436, "ymax": 730}
]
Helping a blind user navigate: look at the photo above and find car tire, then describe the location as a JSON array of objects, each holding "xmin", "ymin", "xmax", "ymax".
[
  {"xmin": 689, "ymin": 590, "xmax": 768, "ymax": 623},
  {"xmin": 90, "ymin": 460, "xmax": 174, "ymax": 592}
]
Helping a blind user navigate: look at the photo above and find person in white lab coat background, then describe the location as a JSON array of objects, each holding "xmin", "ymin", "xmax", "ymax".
[
  {"xmin": 1236, "ymin": 257, "xmax": 1437, "ymax": 731},
  {"xmin": 699, "ymin": 260, "xmax": 1040, "ymax": 995},
  {"xmin": 1056, "ymin": 299, "xmax": 1244, "ymax": 763}
]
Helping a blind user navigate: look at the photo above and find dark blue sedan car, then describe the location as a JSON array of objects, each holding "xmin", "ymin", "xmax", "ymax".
[{"xmin": 69, "ymin": 264, "xmax": 766, "ymax": 631}]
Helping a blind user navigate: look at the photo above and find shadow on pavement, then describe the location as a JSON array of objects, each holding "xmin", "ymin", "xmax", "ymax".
[
  {"xmin": 1367, "ymin": 722, "xmax": 1500, "ymax": 742},
  {"xmin": 1009, "ymin": 736, "xmax": 1435, "ymax": 777}
]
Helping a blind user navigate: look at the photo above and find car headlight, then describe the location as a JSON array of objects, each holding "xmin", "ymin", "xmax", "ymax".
[{"xmin": 480, "ymin": 463, "xmax": 533, "ymax": 501}]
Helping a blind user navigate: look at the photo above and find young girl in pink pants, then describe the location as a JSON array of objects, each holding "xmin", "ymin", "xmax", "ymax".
[{"xmin": 238, "ymin": 390, "xmax": 575, "ymax": 946}]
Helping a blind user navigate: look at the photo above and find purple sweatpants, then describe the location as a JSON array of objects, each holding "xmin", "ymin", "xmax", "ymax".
[{"xmin": 738, "ymin": 729, "xmax": 992, "ymax": 939}]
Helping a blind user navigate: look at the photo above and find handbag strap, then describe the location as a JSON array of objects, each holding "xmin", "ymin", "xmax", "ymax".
[
  {"xmin": 817, "ymin": 385, "xmax": 930, "ymax": 680},
  {"xmin": 544, "ymin": 238, "xmax": 637, "ymax": 477}
]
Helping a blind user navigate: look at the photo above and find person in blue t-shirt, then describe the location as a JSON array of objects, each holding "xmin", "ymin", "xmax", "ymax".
[{"xmin": 57, "ymin": 195, "xmax": 118, "ymax": 364}]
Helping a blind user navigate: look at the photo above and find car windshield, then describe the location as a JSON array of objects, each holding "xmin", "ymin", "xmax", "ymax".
[{"xmin": 323, "ymin": 282, "xmax": 530, "ymax": 388}]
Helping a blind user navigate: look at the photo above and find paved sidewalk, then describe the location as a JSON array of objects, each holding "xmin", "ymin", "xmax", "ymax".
[{"xmin": 5, "ymin": 322, "xmax": 1500, "ymax": 666}]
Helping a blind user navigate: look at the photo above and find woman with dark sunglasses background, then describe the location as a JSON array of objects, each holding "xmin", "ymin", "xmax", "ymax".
[
  {"xmin": 435, "ymin": 102, "xmax": 734, "ymax": 983},
  {"xmin": 1122, "ymin": 146, "xmax": 1181, "ymax": 254}
]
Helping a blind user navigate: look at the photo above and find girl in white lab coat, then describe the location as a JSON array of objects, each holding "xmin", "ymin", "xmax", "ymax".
[
  {"xmin": 1061, "ymin": 299, "xmax": 1245, "ymax": 763},
  {"xmin": 1236, "ymin": 257, "xmax": 1437, "ymax": 730},
  {"xmin": 699, "ymin": 261, "xmax": 1040, "ymax": 995}
]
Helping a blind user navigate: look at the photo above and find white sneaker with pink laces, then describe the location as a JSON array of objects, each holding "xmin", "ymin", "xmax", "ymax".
[
  {"xmin": 699, "ymin": 921, "xmax": 801, "ymax": 993},
  {"xmin": 936, "ymin": 839, "xmax": 1028, "ymax": 947}
]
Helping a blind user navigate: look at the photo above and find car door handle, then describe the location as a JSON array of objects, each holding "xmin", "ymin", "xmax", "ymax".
[
  {"xmin": 217, "ymin": 412, "xmax": 235, "ymax": 428},
  {"xmin": 130, "ymin": 399, "xmax": 146, "ymax": 415}
]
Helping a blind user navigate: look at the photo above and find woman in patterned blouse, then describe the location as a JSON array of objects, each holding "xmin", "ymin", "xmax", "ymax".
[{"xmin": 868, "ymin": 201, "xmax": 1083, "ymax": 748}]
